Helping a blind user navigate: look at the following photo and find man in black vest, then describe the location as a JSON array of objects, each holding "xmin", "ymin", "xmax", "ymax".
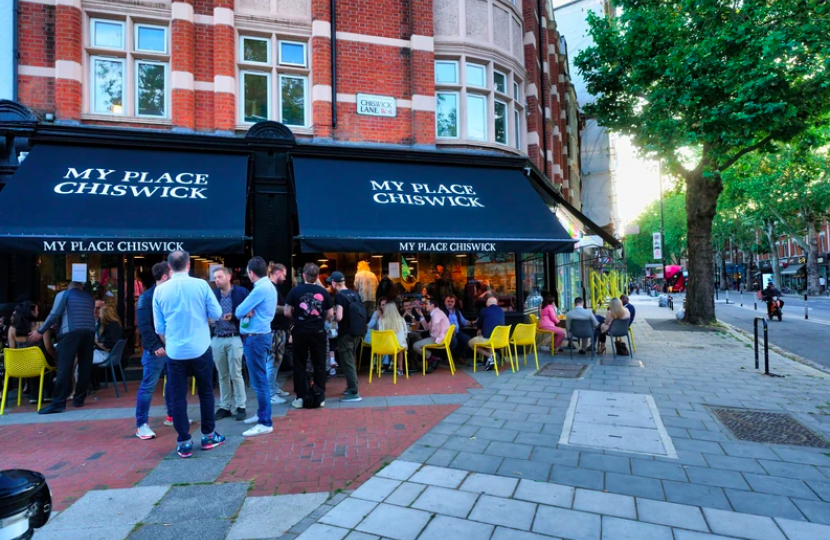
[{"xmin": 32, "ymin": 281, "xmax": 96, "ymax": 414}]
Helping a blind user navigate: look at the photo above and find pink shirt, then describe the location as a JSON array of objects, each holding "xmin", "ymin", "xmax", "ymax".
[
  {"xmin": 540, "ymin": 304, "xmax": 560, "ymax": 331},
  {"xmin": 427, "ymin": 308, "xmax": 450, "ymax": 344}
]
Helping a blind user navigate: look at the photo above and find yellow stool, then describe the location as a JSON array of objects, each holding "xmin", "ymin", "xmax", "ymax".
[
  {"xmin": 510, "ymin": 324, "xmax": 539, "ymax": 371},
  {"xmin": 421, "ymin": 325, "xmax": 456, "ymax": 376},
  {"xmin": 368, "ymin": 330, "xmax": 409, "ymax": 384},
  {"xmin": 472, "ymin": 326, "xmax": 514, "ymax": 375},
  {"xmin": 1, "ymin": 347, "xmax": 56, "ymax": 414}
]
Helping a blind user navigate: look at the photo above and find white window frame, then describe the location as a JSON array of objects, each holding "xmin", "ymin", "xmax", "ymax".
[
  {"xmin": 134, "ymin": 23, "xmax": 168, "ymax": 54},
  {"xmin": 494, "ymin": 99, "xmax": 508, "ymax": 145},
  {"xmin": 494, "ymin": 70, "xmax": 507, "ymax": 95},
  {"xmin": 514, "ymin": 108, "xmax": 521, "ymax": 150},
  {"xmin": 239, "ymin": 35, "xmax": 272, "ymax": 65},
  {"xmin": 278, "ymin": 73, "xmax": 309, "ymax": 127},
  {"xmin": 435, "ymin": 60, "xmax": 459, "ymax": 84},
  {"xmin": 466, "ymin": 93, "xmax": 488, "ymax": 141},
  {"xmin": 134, "ymin": 59, "xmax": 169, "ymax": 118},
  {"xmin": 435, "ymin": 91, "xmax": 460, "ymax": 139},
  {"xmin": 466, "ymin": 63, "xmax": 487, "ymax": 88},
  {"xmin": 278, "ymin": 40, "xmax": 308, "ymax": 68},
  {"xmin": 240, "ymin": 70, "xmax": 272, "ymax": 124},
  {"xmin": 90, "ymin": 55, "xmax": 126, "ymax": 115},
  {"xmin": 513, "ymin": 81, "xmax": 520, "ymax": 101},
  {"xmin": 90, "ymin": 18, "xmax": 126, "ymax": 50}
]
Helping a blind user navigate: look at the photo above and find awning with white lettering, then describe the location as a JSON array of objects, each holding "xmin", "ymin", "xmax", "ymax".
[
  {"xmin": 291, "ymin": 156, "xmax": 575, "ymax": 254},
  {"xmin": 0, "ymin": 143, "xmax": 249, "ymax": 253}
]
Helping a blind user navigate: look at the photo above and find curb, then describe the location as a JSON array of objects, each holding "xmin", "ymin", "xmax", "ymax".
[{"xmin": 720, "ymin": 321, "xmax": 830, "ymax": 377}]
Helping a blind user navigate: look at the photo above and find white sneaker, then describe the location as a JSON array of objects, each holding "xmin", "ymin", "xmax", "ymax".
[
  {"xmin": 277, "ymin": 389, "xmax": 291, "ymax": 397},
  {"xmin": 135, "ymin": 424, "xmax": 156, "ymax": 440},
  {"xmin": 270, "ymin": 394, "xmax": 286, "ymax": 405},
  {"xmin": 244, "ymin": 415, "xmax": 259, "ymax": 424},
  {"xmin": 243, "ymin": 424, "xmax": 274, "ymax": 437},
  {"xmin": 291, "ymin": 398, "xmax": 303, "ymax": 409},
  {"xmin": 329, "ymin": 367, "xmax": 336, "ymax": 376}
]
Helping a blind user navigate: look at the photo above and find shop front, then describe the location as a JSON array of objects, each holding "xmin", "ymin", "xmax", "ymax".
[{"xmin": 781, "ymin": 257, "xmax": 806, "ymax": 293}]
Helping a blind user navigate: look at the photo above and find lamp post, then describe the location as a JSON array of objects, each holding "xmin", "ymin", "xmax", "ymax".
[{"xmin": 658, "ymin": 161, "xmax": 667, "ymax": 293}]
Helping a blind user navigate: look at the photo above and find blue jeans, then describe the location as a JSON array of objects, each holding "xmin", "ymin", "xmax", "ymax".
[
  {"xmin": 135, "ymin": 350, "xmax": 172, "ymax": 428},
  {"xmin": 244, "ymin": 333, "xmax": 272, "ymax": 427},
  {"xmin": 167, "ymin": 349, "xmax": 216, "ymax": 443}
]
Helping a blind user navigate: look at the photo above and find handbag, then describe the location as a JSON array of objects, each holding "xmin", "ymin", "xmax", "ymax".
[{"xmin": 615, "ymin": 340, "xmax": 629, "ymax": 356}]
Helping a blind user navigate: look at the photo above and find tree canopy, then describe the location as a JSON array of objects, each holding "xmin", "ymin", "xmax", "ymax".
[{"xmin": 625, "ymin": 193, "xmax": 687, "ymax": 276}]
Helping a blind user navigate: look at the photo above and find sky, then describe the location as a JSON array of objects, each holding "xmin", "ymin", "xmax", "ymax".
[{"xmin": 615, "ymin": 135, "xmax": 662, "ymax": 230}]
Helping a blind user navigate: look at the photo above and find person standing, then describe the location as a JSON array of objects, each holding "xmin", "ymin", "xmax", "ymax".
[
  {"xmin": 211, "ymin": 267, "xmax": 249, "ymax": 422},
  {"xmin": 153, "ymin": 250, "xmax": 225, "ymax": 458},
  {"xmin": 412, "ymin": 297, "xmax": 450, "ymax": 373},
  {"xmin": 267, "ymin": 262, "xmax": 291, "ymax": 404},
  {"xmin": 285, "ymin": 263, "xmax": 333, "ymax": 409},
  {"xmin": 135, "ymin": 262, "xmax": 174, "ymax": 440},
  {"xmin": 354, "ymin": 260, "xmax": 378, "ymax": 314},
  {"xmin": 234, "ymin": 257, "xmax": 277, "ymax": 436},
  {"xmin": 331, "ymin": 271, "xmax": 364, "ymax": 402},
  {"xmin": 33, "ymin": 281, "xmax": 96, "ymax": 415}
]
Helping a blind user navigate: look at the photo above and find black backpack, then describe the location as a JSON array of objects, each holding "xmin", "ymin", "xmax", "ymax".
[
  {"xmin": 340, "ymin": 290, "xmax": 367, "ymax": 336},
  {"xmin": 303, "ymin": 382, "xmax": 325, "ymax": 409}
]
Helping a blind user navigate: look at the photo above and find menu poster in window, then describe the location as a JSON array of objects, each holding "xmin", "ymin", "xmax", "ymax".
[
  {"xmin": 388, "ymin": 262, "xmax": 400, "ymax": 279},
  {"xmin": 72, "ymin": 263, "xmax": 88, "ymax": 283}
]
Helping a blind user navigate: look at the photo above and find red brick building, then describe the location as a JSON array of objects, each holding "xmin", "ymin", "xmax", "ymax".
[{"xmin": 15, "ymin": 0, "xmax": 580, "ymax": 203}]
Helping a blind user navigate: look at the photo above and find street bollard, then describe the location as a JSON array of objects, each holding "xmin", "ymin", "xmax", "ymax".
[
  {"xmin": 725, "ymin": 289, "xmax": 729, "ymax": 304},
  {"xmin": 805, "ymin": 294, "xmax": 808, "ymax": 320},
  {"xmin": 740, "ymin": 289, "xmax": 743, "ymax": 306}
]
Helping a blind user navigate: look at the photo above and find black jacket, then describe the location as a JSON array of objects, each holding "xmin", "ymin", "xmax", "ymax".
[{"xmin": 137, "ymin": 285, "xmax": 164, "ymax": 355}]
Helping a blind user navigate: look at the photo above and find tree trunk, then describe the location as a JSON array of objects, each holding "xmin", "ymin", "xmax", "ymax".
[
  {"xmin": 684, "ymin": 170, "xmax": 723, "ymax": 325},
  {"xmin": 807, "ymin": 220, "xmax": 820, "ymax": 295}
]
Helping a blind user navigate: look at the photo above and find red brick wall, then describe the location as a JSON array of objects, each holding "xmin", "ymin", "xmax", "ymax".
[
  {"xmin": 18, "ymin": 3, "xmax": 55, "ymax": 68},
  {"xmin": 172, "ymin": 0, "xmax": 196, "ymax": 130}
]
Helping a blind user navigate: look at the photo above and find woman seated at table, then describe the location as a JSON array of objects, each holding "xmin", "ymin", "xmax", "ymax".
[
  {"xmin": 93, "ymin": 304, "xmax": 123, "ymax": 365},
  {"xmin": 7, "ymin": 301, "xmax": 57, "ymax": 402},
  {"xmin": 597, "ymin": 298, "xmax": 630, "ymax": 355},
  {"xmin": 379, "ymin": 302, "xmax": 408, "ymax": 376},
  {"xmin": 539, "ymin": 295, "xmax": 567, "ymax": 352}
]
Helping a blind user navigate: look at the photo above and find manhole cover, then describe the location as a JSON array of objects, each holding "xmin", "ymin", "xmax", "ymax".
[
  {"xmin": 712, "ymin": 408, "xmax": 830, "ymax": 448},
  {"xmin": 536, "ymin": 363, "xmax": 588, "ymax": 378},
  {"xmin": 646, "ymin": 319, "xmax": 719, "ymax": 332},
  {"xmin": 600, "ymin": 359, "xmax": 644, "ymax": 367}
]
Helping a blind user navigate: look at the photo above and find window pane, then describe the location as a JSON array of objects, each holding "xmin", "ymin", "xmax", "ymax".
[
  {"xmin": 93, "ymin": 59, "xmax": 124, "ymax": 114},
  {"xmin": 137, "ymin": 63, "xmax": 166, "ymax": 117},
  {"xmin": 243, "ymin": 73, "xmax": 269, "ymax": 123},
  {"xmin": 280, "ymin": 42, "xmax": 306, "ymax": 66},
  {"xmin": 494, "ymin": 101, "xmax": 507, "ymax": 145},
  {"xmin": 281, "ymin": 76, "xmax": 306, "ymax": 126},
  {"xmin": 137, "ymin": 26, "xmax": 166, "ymax": 52},
  {"xmin": 243, "ymin": 38, "xmax": 269, "ymax": 63},
  {"xmin": 494, "ymin": 72, "xmax": 506, "ymax": 94},
  {"xmin": 436, "ymin": 93, "xmax": 458, "ymax": 138},
  {"xmin": 473, "ymin": 253, "xmax": 517, "ymax": 311},
  {"xmin": 513, "ymin": 81, "xmax": 520, "ymax": 100},
  {"xmin": 466, "ymin": 63, "xmax": 486, "ymax": 88},
  {"xmin": 467, "ymin": 94, "xmax": 486, "ymax": 140},
  {"xmin": 435, "ymin": 61, "xmax": 457, "ymax": 84},
  {"xmin": 514, "ymin": 109, "xmax": 521, "ymax": 149},
  {"xmin": 93, "ymin": 21, "xmax": 123, "ymax": 49}
]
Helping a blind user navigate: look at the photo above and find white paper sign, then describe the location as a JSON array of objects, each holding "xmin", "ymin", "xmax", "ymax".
[
  {"xmin": 357, "ymin": 94, "xmax": 397, "ymax": 117},
  {"xmin": 388, "ymin": 262, "xmax": 401, "ymax": 279},
  {"xmin": 652, "ymin": 232, "xmax": 663, "ymax": 260},
  {"xmin": 72, "ymin": 263, "xmax": 88, "ymax": 282}
]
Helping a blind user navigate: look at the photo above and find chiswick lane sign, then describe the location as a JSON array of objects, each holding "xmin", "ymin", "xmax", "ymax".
[
  {"xmin": 54, "ymin": 168, "xmax": 211, "ymax": 199},
  {"xmin": 357, "ymin": 94, "xmax": 396, "ymax": 117}
]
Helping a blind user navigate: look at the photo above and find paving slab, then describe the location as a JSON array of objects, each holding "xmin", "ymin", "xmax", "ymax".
[
  {"xmin": 601, "ymin": 516, "xmax": 673, "ymax": 540},
  {"xmin": 384, "ymin": 482, "xmax": 426, "ymax": 507},
  {"xmin": 605, "ymin": 472, "xmax": 665, "ymax": 500},
  {"xmin": 742, "ymin": 473, "xmax": 819, "ymax": 500},
  {"xmin": 417, "ymin": 515, "xmax": 494, "ymax": 540},
  {"xmin": 468, "ymin": 494, "xmax": 537, "ymax": 530},
  {"xmin": 409, "ymin": 465, "xmax": 469, "ymax": 488},
  {"xmin": 636, "ymin": 498, "xmax": 708, "ymax": 531},
  {"xmin": 759, "ymin": 460, "xmax": 828, "ymax": 481},
  {"xmin": 774, "ymin": 517, "xmax": 830, "ymax": 540},
  {"xmin": 226, "ymin": 493, "xmax": 330, "ymax": 540},
  {"xmin": 702, "ymin": 507, "xmax": 787, "ymax": 540},
  {"xmin": 491, "ymin": 527, "xmax": 563, "ymax": 540},
  {"xmin": 631, "ymin": 459, "xmax": 688, "ymax": 481},
  {"xmin": 459, "ymin": 473, "xmax": 519, "ymax": 498},
  {"xmin": 792, "ymin": 498, "xmax": 830, "ymax": 525},
  {"xmin": 319, "ymin": 498, "xmax": 379, "ymax": 529},
  {"xmin": 549, "ymin": 465, "xmax": 604, "ymax": 490},
  {"xmin": 295, "ymin": 524, "xmax": 349, "ymax": 540},
  {"xmin": 449, "ymin": 451, "xmax": 504, "ymax": 474},
  {"xmin": 663, "ymin": 480, "xmax": 730, "ymax": 510},
  {"xmin": 129, "ymin": 519, "xmax": 232, "ymax": 540},
  {"xmin": 355, "ymin": 503, "xmax": 432, "ymax": 540},
  {"xmin": 725, "ymin": 489, "xmax": 807, "ymax": 521},
  {"xmin": 351, "ymin": 477, "xmax": 402, "ymax": 502},
  {"xmin": 37, "ymin": 525, "xmax": 136, "ymax": 540},
  {"xmin": 138, "ymin": 455, "xmax": 230, "ymax": 486},
  {"xmin": 513, "ymin": 479, "xmax": 574, "ymax": 508},
  {"xmin": 37, "ymin": 486, "xmax": 169, "ymax": 532},
  {"xmin": 573, "ymin": 489, "xmax": 635, "ymax": 519},
  {"xmin": 806, "ymin": 479, "xmax": 830, "ymax": 502},
  {"xmin": 411, "ymin": 485, "xmax": 479, "ymax": 518},
  {"xmin": 145, "ymin": 483, "xmax": 248, "ymax": 523},
  {"xmin": 497, "ymin": 458, "xmax": 552, "ymax": 481},
  {"xmin": 376, "ymin": 460, "xmax": 421, "ymax": 481},
  {"xmin": 533, "ymin": 505, "xmax": 600, "ymax": 540}
]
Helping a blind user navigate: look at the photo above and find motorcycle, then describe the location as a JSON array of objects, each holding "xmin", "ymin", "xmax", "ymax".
[{"xmin": 766, "ymin": 296, "xmax": 783, "ymax": 321}]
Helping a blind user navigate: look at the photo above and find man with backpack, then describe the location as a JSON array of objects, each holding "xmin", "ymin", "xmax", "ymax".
[{"xmin": 330, "ymin": 271, "xmax": 366, "ymax": 402}]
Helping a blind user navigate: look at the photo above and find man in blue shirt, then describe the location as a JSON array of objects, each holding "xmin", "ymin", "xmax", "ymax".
[
  {"xmin": 468, "ymin": 296, "xmax": 505, "ymax": 370},
  {"xmin": 153, "ymin": 250, "xmax": 225, "ymax": 458},
  {"xmin": 620, "ymin": 295, "xmax": 635, "ymax": 325},
  {"xmin": 234, "ymin": 256, "xmax": 277, "ymax": 437}
]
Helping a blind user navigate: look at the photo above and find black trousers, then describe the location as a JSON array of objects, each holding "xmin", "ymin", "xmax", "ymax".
[
  {"xmin": 292, "ymin": 330, "xmax": 328, "ymax": 399},
  {"xmin": 52, "ymin": 329, "xmax": 95, "ymax": 407}
]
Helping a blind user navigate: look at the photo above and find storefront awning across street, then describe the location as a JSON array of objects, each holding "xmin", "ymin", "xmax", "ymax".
[
  {"xmin": 781, "ymin": 264, "xmax": 805, "ymax": 275},
  {"xmin": 0, "ymin": 144, "xmax": 249, "ymax": 254},
  {"xmin": 291, "ymin": 156, "xmax": 576, "ymax": 254}
]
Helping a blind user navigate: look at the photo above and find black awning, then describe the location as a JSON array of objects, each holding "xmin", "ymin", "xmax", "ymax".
[
  {"xmin": 0, "ymin": 144, "xmax": 248, "ymax": 253},
  {"xmin": 291, "ymin": 157, "xmax": 575, "ymax": 254}
]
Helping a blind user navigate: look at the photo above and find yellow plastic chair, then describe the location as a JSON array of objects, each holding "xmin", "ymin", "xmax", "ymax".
[
  {"xmin": 510, "ymin": 324, "xmax": 539, "ymax": 371},
  {"xmin": 368, "ymin": 330, "xmax": 409, "ymax": 384},
  {"xmin": 628, "ymin": 325, "xmax": 636, "ymax": 352},
  {"xmin": 421, "ymin": 325, "xmax": 456, "ymax": 376},
  {"xmin": 1, "ymin": 347, "xmax": 56, "ymax": 414},
  {"xmin": 472, "ymin": 326, "xmax": 514, "ymax": 375},
  {"xmin": 163, "ymin": 375, "xmax": 196, "ymax": 396},
  {"xmin": 529, "ymin": 314, "xmax": 557, "ymax": 355}
]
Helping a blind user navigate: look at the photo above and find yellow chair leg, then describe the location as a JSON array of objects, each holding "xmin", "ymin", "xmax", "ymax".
[
  {"xmin": 508, "ymin": 347, "xmax": 516, "ymax": 373},
  {"xmin": 404, "ymin": 350, "xmax": 409, "ymax": 379},
  {"xmin": 533, "ymin": 343, "xmax": 540, "ymax": 370},
  {"xmin": 629, "ymin": 327, "xmax": 636, "ymax": 352},
  {"xmin": 523, "ymin": 345, "xmax": 528, "ymax": 367},
  {"xmin": 369, "ymin": 354, "xmax": 374, "ymax": 383},
  {"xmin": 393, "ymin": 352, "xmax": 397, "ymax": 385},
  {"xmin": 422, "ymin": 351, "xmax": 427, "ymax": 376},
  {"xmin": 1, "ymin": 373, "xmax": 10, "ymax": 415},
  {"xmin": 38, "ymin": 370, "xmax": 45, "ymax": 412},
  {"xmin": 18, "ymin": 377, "xmax": 22, "ymax": 407},
  {"xmin": 492, "ymin": 346, "xmax": 500, "ymax": 376},
  {"xmin": 473, "ymin": 347, "xmax": 478, "ymax": 373},
  {"xmin": 446, "ymin": 346, "xmax": 455, "ymax": 375},
  {"xmin": 191, "ymin": 377, "xmax": 196, "ymax": 395}
]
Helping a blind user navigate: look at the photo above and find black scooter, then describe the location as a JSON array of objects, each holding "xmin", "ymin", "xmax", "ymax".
[{"xmin": 766, "ymin": 296, "xmax": 783, "ymax": 321}]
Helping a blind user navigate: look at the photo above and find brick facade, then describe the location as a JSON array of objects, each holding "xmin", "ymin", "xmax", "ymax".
[{"xmin": 15, "ymin": 0, "xmax": 579, "ymax": 200}]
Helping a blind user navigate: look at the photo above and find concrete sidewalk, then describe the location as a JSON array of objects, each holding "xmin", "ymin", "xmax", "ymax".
[{"xmin": 33, "ymin": 300, "xmax": 830, "ymax": 539}]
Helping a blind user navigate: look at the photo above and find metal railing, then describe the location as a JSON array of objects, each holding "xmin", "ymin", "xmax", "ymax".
[{"xmin": 753, "ymin": 317, "xmax": 783, "ymax": 377}]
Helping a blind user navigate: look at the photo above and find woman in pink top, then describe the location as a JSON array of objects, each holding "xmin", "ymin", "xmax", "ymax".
[{"xmin": 539, "ymin": 295, "xmax": 566, "ymax": 350}]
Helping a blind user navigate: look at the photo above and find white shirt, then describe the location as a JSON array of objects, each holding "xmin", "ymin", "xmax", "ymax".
[{"xmin": 153, "ymin": 272, "xmax": 222, "ymax": 360}]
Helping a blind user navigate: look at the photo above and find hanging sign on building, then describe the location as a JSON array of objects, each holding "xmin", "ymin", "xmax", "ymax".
[
  {"xmin": 357, "ymin": 94, "xmax": 397, "ymax": 117},
  {"xmin": 652, "ymin": 232, "xmax": 663, "ymax": 259}
]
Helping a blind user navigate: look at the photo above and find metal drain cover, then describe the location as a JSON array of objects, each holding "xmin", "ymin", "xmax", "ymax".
[
  {"xmin": 712, "ymin": 408, "xmax": 830, "ymax": 448},
  {"xmin": 536, "ymin": 363, "xmax": 588, "ymax": 378}
]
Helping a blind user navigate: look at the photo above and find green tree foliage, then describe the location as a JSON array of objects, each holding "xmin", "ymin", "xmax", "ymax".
[
  {"xmin": 626, "ymin": 193, "xmax": 687, "ymax": 275},
  {"xmin": 574, "ymin": 0, "xmax": 830, "ymax": 324}
]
